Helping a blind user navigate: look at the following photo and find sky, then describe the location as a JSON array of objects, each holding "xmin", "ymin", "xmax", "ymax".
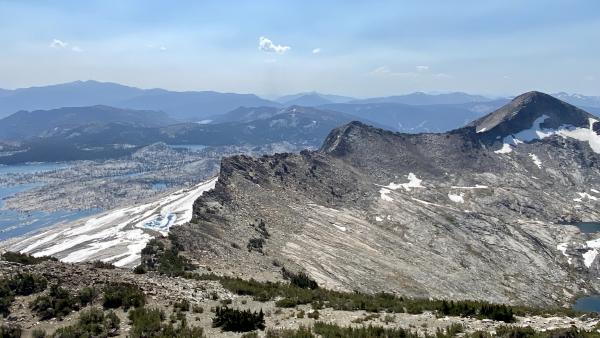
[{"xmin": 0, "ymin": 0, "xmax": 599, "ymax": 97}]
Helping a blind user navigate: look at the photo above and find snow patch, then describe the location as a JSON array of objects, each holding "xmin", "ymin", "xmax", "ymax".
[
  {"xmin": 584, "ymin": 238, "xmax": 600, "ymax": 267},
  {"xmin": 494, "ymin": 143, "xmax": 513, "ymax": 154},
  {"xmin": 528, "ymin": 153, "xmax": 542, "ymax": 168},
  {"xmin": 495, "ymin": 116, "xmax": 600, "ymax": 154},
  {"xmin": 573, "ymin": 192, "xmax": 598, "ymax": 202},
  {"xmin": 556, "ymin": 243, "xmax": 572, "ymax": 264},
  {"xmin": 379, "ymin": 188, "xmax": 393, "ymax": 201},
  {"xmin": 448, "ymin": 193, "xmax": 465, "ymax": 203},
  {"xmin": 375, "ymin": 216, "xmax": 383, "ymax": 222},
  {"xmin": 383, "ymin": 173, "xmax": 424, "ymax": 192}
]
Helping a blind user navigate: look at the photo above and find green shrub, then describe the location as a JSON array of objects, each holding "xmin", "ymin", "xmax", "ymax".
[
  {"xmin": 1, "ymin": 273, "xmax": 47, "ymax": 317},
  {"xmin": 128, "ymin": 307, "xmax": 204, "ymax": 338},
  {"xmin": 212, "ymin": 307, "xmax": 265, "ymax": 332},
  {"xmin": 266, "ymin": 327, "xmax": 314, "ymax": 338},
  {"xmin": 7, "ymin": 273, "xmax": 47, "ymax": 296},
  {"xmin": 1, "ymin": 251, "xmax": 57, "ymax": 265},
  {"xmin": 103, "ymin": 282, "xmax": 145, "ymax": 309},
  {"xmin": 307, "ymin": 310, "xmax": 319, "ymax": 320},
  {"xmin": 0, "ymin": 280, "xmax": 15, "ymax": 317},
  {"xmin": 185, "ymin": 274, "xmax": 522, "ymax": 322},
  {"xmin": 91, "ymin": 260, "xmax": 116, "ymax": 269},
  {"xmin": 32, "ymin": 328, "xmax": 46, "ymax": 338},
  {"xmin": 139, "ymin": 238, "xmax": 194, "ymax": 277},
  {"xmin": 192, "ymin": 305, "xmax": 204, "ymax": 313},
  {"xmin": 52, "ymin": 307, "xmax": 120, "ymax": 338},
  {"xmin": 282, "ymin": 268, "xmax": 318, "ymax": 289},
  {"xmin": 174, "ymin": 298, "xmax": 190, "ymax": 312},
  {"xmin": 0, "ymin": 324, "xmax": 22, "ymax": 338},
  {"xmin": 30, "ymin": 284, "xmax": 77, "ymax": 320},
  {"xmin": 77, "ymin": 286, "xmax": 99, "ymax": 306},
  {"xmin": 128, "ymin": 307, "xmax": 165, "ymax": 337},
  {"xmin": 241, "ymin": 332, "xmax": 259, "ymax": 338},
  {"xmin": 313, "ymin": 322, "xmax": 420, "ymax": 338},
  {"xmin": 133, "ymin": 265, "xmax": 147, "ymax": 274}
]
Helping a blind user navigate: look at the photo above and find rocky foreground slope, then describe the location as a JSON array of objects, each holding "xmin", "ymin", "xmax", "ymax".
[{"xmin": 173, "ymin": 92, "xmax": 600, "ymax": 307}]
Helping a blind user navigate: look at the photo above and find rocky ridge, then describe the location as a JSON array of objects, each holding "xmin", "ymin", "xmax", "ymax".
[{"xmin": 173, "ymin": 92, "xmax": 600, "ymax": 307}]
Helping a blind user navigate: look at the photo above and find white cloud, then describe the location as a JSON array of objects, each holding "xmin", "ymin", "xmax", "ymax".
[
  {"xmin": 159, "ymin": 46, "xmax": 167, "ymax": 51},
  {"xmin": 370, "ymin": 66, "xmax": 417, "ymax": 78},
  {"xmin": 258, "ymin": 36, "xmax": 290, "ymax": 54},
  {"xmin": 50, "ymin": 39, "xmax": 83, "ymax": 52},
  {"xmin": 416, "ymin": 65, "xmax": 429, "ymax": 72},
  {"xmin": 312, "ymin": 48, "xmax": 321, "ymax": 54},
  {"xmin": 50, "ymin": 39, "xmax": 68, "ymax": 48}
]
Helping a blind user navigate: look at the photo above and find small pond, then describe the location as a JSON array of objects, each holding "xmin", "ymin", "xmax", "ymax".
[
  {"xmin": 572, "ymin": 295, "xmax": 600, "ymax": 312},
  {"xmin": 574, "ymin": 222, "xmax": 600, "ymax": 234}
]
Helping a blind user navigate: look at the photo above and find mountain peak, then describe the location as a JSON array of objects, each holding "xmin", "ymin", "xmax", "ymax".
[{"xmin": 470, "ymin": 91, "xmax": 595, "ymax": 136}]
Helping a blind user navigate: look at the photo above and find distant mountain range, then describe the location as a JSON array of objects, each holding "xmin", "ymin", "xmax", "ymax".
[
  {"xmin": 553, "ymin": 92, "xmax": 600, "ymax": 108},
  {"xmin": 349, "ymin": 92, "xmax": 493, "ymax": 105},
  {"xmin": 0, "ymin": 81, "xmax": 281, "ymax": 121},
  {"xmin": 0, "ymin": 105, "xmax": 174, "ymax": 140},
  {"xmin": 276, "ymin": 92, "xmax": 355, "ymax": 106},
  {"xmin": 0, "ymin": 106, "xmax": 381, "ymax": 163}
]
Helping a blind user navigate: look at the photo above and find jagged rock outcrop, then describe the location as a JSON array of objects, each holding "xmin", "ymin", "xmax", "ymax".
[{"xmin": 174, "ymin": 92, "xmax": 600, "ymax": 307}]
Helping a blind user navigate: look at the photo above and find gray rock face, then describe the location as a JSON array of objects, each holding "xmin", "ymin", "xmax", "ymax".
[{"xmin": 174, "ymin": 92, "xmax": 600, "ymax": 307}]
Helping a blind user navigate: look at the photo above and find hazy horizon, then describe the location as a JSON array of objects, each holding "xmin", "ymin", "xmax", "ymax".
[{"xmin": 2, "ymin": 1, "xmax": 599, "ymax": 97}]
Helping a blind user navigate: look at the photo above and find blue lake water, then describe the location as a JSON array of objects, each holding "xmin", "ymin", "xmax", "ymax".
[
  {"xmin": 151, "ymin": 182, "xmax": 168, "ymax": 191},
  {"xmin": 572, "ymin": 295, "xmax": 600, "ymax": 312},
  {"xmin": 0, "ymin": 162, "xmax": 98, "ymax": 242},
  {"xmin": 168, "ymin": 144, "xmax": 207, "ymax": 152},
  {"xmin": 0, "ymin": 162, "xmax": 69, "ymax": 176},
  {"xmin": 575, "ymin": 222, "xmax": 600, "ymax": 234}
]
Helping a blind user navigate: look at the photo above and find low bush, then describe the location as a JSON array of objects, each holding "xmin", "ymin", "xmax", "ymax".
[
  {"xmin": 103, "ymin": 282, "xmax": 145, "ymax": 309},
  {"xmin": 212, "ymin": 307, "xmax": 265, "ymax": 332},
  {"xmin": 140, "ymin": 238, "xmax": 194, "ymax": 277},
  {"xmin": 1, "ymin": 273, "xmax": 47, "ymax": 316},
  {"xmin": 133, "ymin": 265, "xmax": 147, "ymax": 274},
  {"xmin": 52, "ymin": 307, "xmax": 120, "ymax": 337},
  {"xmin": 77, "ymin": 286, "xmax": 99, "ymax": 306},
  {"xmin": 0, "ymin": 324, "xmax": 22, "ymax": 338},
  {"xmin": 314, "ymin": 322, "xmax": 421, "ymax": 338},
  {"xmin": 30, "ymin": 284, "xmax": 77, "ymax": 320},
  {"xmin": 7, "ymin": 273, "xmax": 47, "ymax": 296},
  {"xmin": 32, "ymin": 328, "xmax": 46, "ymax": 338},
  {"xmin": 174, "ymin": 298, "xmax": 190, "ymax": 312},
  {"xmin": 1, "ymin": 251, "xmax": 57, "ymax": 265},
  {"xmin": 91, "ymin": 260, "xmax": 116, "ymax": 269},
  {"xmin": 266, "ymin": 327, "xmax": 314, "ymax": 338},
  {"xmin": 282, "ymin": 268, "xmax": 318, "ymax": 289},
  {"xmin": 0, "ymin": 281, "xmax": 15, "ymax": 317},
  {"xmin": 128, "ymin": 307, "xmax": 204, "ymax": 338},
  {"xmin": 128, "ymin": 307, "xmax": 165, "ymax": 337}
]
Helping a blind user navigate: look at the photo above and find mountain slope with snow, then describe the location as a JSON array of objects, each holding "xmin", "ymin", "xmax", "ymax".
[
  {"xmin": 3, "ymin": 177, "xmax": 217, "ymax": 267},
  {"xmin": 171, "ymin": 92, "xmax": 600, "ymax": 307}
]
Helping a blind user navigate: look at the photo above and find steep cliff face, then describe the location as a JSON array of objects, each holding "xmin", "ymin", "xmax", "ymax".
[{"xmin": 175, "ymin": 92, "xmax": 600, "ymax": 307}]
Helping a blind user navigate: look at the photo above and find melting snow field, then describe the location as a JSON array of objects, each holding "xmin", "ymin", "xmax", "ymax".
[
  {"xmin": 378, "ymin": 173, "xmax": 425, "ymax": 201},
  {"xmin": 448, "ymin": 193, "xmax": 465, "ymax": 203},
  {"xmin": 528, "ymin": 153, "xmax": 542, "ymax": 168},
  {"xmin": 495, "ymin": 116, "xmax": 600, "ymax": 154},
  {"xmin": 584, "ymin": 238, "xmax": 600, "ymax": 268},
  {"xmin": 2, "ymin": 177, "xmax": 217, "ymax": 267}
]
